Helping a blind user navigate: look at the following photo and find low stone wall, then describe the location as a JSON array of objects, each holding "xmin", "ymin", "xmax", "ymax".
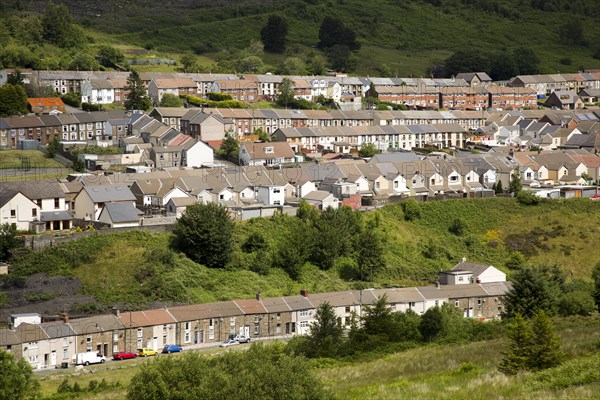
[{"xmin": 19, "ymin": 225, "xmax": 175, "ymax": 251}]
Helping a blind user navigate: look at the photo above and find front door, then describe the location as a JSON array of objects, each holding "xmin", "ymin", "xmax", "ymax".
[
  {"xmin": 51, "ymin": 351, "xmax": 57, "ymax": 366},
  {"xmin": 103, "ymin": 344, "xmax": 108, "ymax": 357},
  {"xmin": 244, "ymin": 326, "xmax": 250, "ymax": 337},
  {"xmin": 194, "ymin": 331, "xmax": 199, "ymax": 344},
  {"xmin": 153, "ymin": 337, "xmax": 158, "ymax": 350}
]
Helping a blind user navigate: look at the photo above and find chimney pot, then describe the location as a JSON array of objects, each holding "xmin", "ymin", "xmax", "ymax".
[{"xmin": 300, "ymin": 289, "xmax": 308, "ymax": 297}]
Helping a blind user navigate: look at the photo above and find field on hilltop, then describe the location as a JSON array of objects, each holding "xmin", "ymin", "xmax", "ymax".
[
  {"xmin": 2, "ymin": 0, "xmax": 600, "ymax": 76},
  {"xmin": 1, "ymin": 198, "xmax": 598, "ymax": 315}
]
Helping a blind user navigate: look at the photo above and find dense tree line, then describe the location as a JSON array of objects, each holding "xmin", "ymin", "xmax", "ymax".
[
  {"xmin": 127, "ymin": 344, "xmax": 331, "ymax": 400},
  {"xmin": 288, "ymin": 297, "xmax": 501, "ymax": 359}
]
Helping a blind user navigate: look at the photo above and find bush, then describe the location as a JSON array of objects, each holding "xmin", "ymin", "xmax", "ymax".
[
  {"xmin": 401, "ymin": 200, "xmax": 421, "ymax": 221},
  {"xmin": 517, "ymin": 190, "xmax": 541, "ymax": 205}
]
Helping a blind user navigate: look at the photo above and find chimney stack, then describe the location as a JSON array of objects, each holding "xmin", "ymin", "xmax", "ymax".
[
  {"xmin": 300, "ymin": 289, "xmax": 309, "ymax": 297},
  {"xmin": 60, "ymin": 311, "xmax": 69, "ymax": 323},
  {"xmin": 255, "ymin": 292, "xmax": 261, "ymax": 301},
  {"xmin": 461, "ymin": 256, "xmax": 467, "ymax": 263},
  {"xmin": 112, "ymin": 307, "xmax": 120, "ymax": 318}
]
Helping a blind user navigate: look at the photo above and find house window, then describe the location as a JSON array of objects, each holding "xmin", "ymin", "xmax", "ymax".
[
  {"xmin": 32, "ymin": 209, "xmax": 37, "ymax": 217},
  {"xmin": 455, "ymin": 300, "xmax": 460, "ymax": 307},
  {"xmin": 435, "ymin": 300, "xmax": 439, "ymax": 307},
  {"xmin": 209, "ymin": 319, "xmax": 215, "ymax": 340},
  {"xmin": 63, "ymin": 348, "xmax": 68, "ymax": 360},
  {"xmin": 276, "ymin": 324, "xmax": 281, "ymax": 334},
  {"xmin": 299, "ymin": 321, "xmax": 308, "ymax": 328},
  {"xmin": 10, "ymin": 209, "xmax": 16, "ymax": 218},
  {"xmin": 137, "ymin": 328, "xmax": 143, "ymax": 338},
  {"xmin": 276, "ymin": 313, "xmax": 281, "ymax": 321},
  {"xmin": 408, "ymin": 302, "xmax": 415, "ymax": 309},
  {"xmin": 458, "ymin": 276, "xmax": 464, "ymax": 282},
  {"xmin": 345, "ymin": 306, "xmax": 351, "ymax": 313},
  {"xmin": 394, "ymin": 181, "xmax": 398, "ymax": 189},
  {"xmin": 230, "ymin": 317, "xmax": 235, "ymax": 327},
  {"xmin": 299, "ymin": 310, "xmax": 310, "ymax": 317},
  {"xmin": 273, "ymin": 200, "xmax": 281, "ymax": 205},
  {"xmin": 273, "ymin": 188, "xmax": 281, "ymax": 193}
]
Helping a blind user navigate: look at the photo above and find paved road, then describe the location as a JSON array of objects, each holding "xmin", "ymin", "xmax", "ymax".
[{"xmin": 34, "ymin": 335, "xmax": 291, "ymax": 375}]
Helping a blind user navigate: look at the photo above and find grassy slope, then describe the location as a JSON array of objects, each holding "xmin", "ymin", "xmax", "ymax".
[
  {"xmin": 68, "ymin": 0, "xmax": 600, "ymax": 75},
  {"xmin": 317, "ymin": 316, "xmax": 600, "ymax": 400},
  {"xmin": 8, "ymin": 198, "xmax": 600, "ymax": 308},
  {"xmin": 35, "ymin": 316, "xmax": 600, "ymax": 399}
]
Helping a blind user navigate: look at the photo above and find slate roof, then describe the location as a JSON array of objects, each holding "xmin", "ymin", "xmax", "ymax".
[
  {"xmin": 40, "ymin": 210, "xmax": 73, "ymax": 222},
  {"xmin": 0, "ymin": 180, "xmax": 65, "ymax": 200},
  {"xmin": 82, "ymin": 185, "xmax": 136, "ymax": 202},
  {"xmin": 99, "ymin": 202, "xmax": 143, "ymax": 223}
]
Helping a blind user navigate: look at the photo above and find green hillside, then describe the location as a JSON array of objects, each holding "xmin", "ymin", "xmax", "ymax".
[
  {"xmin": 1, "ymin": 0, "xmax": 599, "ymax": 76},
  {"xmin": 5, "ymin": 198, "xmax": 599, "ymax": 310}
]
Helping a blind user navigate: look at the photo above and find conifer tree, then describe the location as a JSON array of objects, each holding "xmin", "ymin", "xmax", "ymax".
[
  {"xmin": 499, "ymin": 313, "xmax": 532, "ymax": 375},
  {"xmin": 124, "ymin": 70, "xmax": 151, "ymax": 111},
  {"xmin": 528, "ymin": 310, "xmax": 563, "ymax": 371}
]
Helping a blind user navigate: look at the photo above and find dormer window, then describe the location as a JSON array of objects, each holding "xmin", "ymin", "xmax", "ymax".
[{"xmin": 265, "ymin": 147, "xmax": 274, "ymax": 154}]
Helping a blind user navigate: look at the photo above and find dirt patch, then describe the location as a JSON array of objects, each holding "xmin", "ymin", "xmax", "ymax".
[{"xmin": 0, "ymin": 273, "xmax": 97, "ymax": 321}]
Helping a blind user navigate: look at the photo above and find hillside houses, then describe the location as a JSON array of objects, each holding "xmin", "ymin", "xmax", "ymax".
[{"xmin": 0, "ymin": 260, "xmax": 509, "ymax": 369}]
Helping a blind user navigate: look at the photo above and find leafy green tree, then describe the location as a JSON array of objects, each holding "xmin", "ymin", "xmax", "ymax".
[
  {"xmin": 127, "ymin": 344, "xmax": 330, "ymax": 400},
  {"xmin": 528, "ymin": 310, "xmax": 563, "ymax": 371},
  {"xmin": 277, "ymin": 57, "xmax": 307, "ymax": 75},
  {"xmin": 593, "ymin": 262, "xmax": 600, "ymax": 311},
  {"xmin": 489, "ymin": 53, "xmax": 519, "ymax": 81},
  {"xmin": 558, "ymin": 290, "xmax": 595, "ymax": 316},
  {"xmin": 558, "ymin": 18, "xmax": 586, "ymax": 46},
  {"xmin": 180, "ymin": 52, "xmax": 197, "ymax": 72},
  {"xmin": 361, "ymin": 294, "xmax": 395, "ymax": 337},
  {"xmin": 97, "ymin": 45, "xmax": 125, "ymax": 68},
  {"xmin": 326, "ymin": 45, "xmax": 358, "ymax": 72},
  {"xmin": 513, "ymin": 47, "xmax": 540, "ymax": 75},
  {"xmin": 219, "ymin": 131, "xmax": 240, "ymax": 160},
  {"xmin": 124, "ymin": 70, "xmax": 152, "ymax": 111},
  {"xmin": 311, "ymin": 206, "xmax": 362, "ymax": 270},
  {"xmin": 504, "ymin": 267, "xmax": 562, "ymax": 318},
  {"xmin": 296, "ymin": 200, "xmax": 319, "ymax": 223},
  {"xmin": 260, "ymin": 15, "xmax": 288, "ymax": 53},
  {"xmin": 0, "ymin": 44, "xmax": 36, "ymax": 69},
  {"xmin": 499, "ymin": 314, "xmax": 532, "ymax": 375},
  {"xmin": 47, "ymin": 137, "xmax": 61, "ymax": 158},
  {"xmin": 443, "ymin": 49, "xmax": 490, "ymax": 77},
  {"xmin": 6, "ymin": 70, "xmax": 24, "ymax": 86},
  {"xmin": 273, "ymin": 220, "xmax": 311, "ymax": 279},
  {"xmin": 318, "ymin": 16, "xmax": 360, "ymax": 50},
  {"xmin": 419, "ymin": 306, "xmax": 443, "ymax": 342},
  {"xmin": 0, "ymin": 350, "xmax": 39, "ymax": 400},
  {"xmin": 276, "ymin": 77, "xmax": 295, "ymax": 108},
  {"xmin": 171, "ymin": 203, "xmax": 234, "ymax": 268},
  {"xmin": 358, "ymin": 143, "xmax": 379, "ymax": 158},
  {"xmin": 0, "ymin": 83, "xmax": 28, "ymax": 117},
  {"xmin": 42, "ymin": 2, "xmax": 84, "ymax": 48},
  {"xmin": 356, "ymin": 228, "xmax": 385, "ymax": 281},
  {"xmin": 69, "ymin": 53, "xmax": 100, "ymax": 71},
  {"xmin": 159, "ymin": 93, "xmax": 183, "ymax": 108},
  {"xmin": 509, "ymin": 168, "xmax": 523, "ymax": 195},
  {"xmin": 0, "ymin": 223, "xmax": 18, "ymax": 261},
  {"xmin": 449, "ymin": 218, "xmax": 466, "ymax": 236},
  {"xmin": 392, "ymin": 310, "xmax": 422, "ymax": 342},
  {"xmin": 72, "ymin": 156, "xmax": 85, "ymax": 172},
  {"xmin": 307, "ymin": 302, "xmax": 343, "ymax": 358},
  {"xmin": 494, "ymin": 180, "xmax": 503, "ymax": 194}
]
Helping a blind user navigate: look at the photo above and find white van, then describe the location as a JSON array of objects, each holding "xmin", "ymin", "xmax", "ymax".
[{"xmin": 73, "ymin": 352, "xmax": 106, "ymax": 366}]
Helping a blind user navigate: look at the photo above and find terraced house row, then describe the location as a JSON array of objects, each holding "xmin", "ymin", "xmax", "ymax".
[{"xmin": 0, "ymin": 260, "xmax": 509, "ymax": 370}]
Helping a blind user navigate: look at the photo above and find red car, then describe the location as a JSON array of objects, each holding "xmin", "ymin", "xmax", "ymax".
[{"xmin": 113, "ymin": 351, "xmax": 138, "ymax": 360}]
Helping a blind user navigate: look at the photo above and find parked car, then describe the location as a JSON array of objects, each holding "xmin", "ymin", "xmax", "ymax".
[
  {"xmin": 138, "ymin": 348, "xmax": 158, "ymax": 357},
  {"xmin": 529, "ymin": 181, "xmax": 541, "ymax": 188},
  {"xmin": 113, "ymin": 351, "xmax": 138, "ymax": 360},
  {"xmin": 162, "ymin": 344, "xmax": 183, "ymax": 354},
  {"xmin": 234, "ymin": 335, "xmax": 251, "ymax": 344},
  {"xmin": 219, "ymin": 339, "xmax": 240, "ymax": 348}
]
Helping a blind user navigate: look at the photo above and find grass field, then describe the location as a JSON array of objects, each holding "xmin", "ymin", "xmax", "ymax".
[
  {"xmin": 34, "ymin": 316, "xmax": 600, "ymax": 399},
  {"xmin": 0, "ymin": 150, "xmax": 66, "ymax": 170}
]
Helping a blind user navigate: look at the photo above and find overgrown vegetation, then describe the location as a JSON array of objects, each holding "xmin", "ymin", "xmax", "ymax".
[
  {"xmin": 0, "ymin": 1, "xmax": 598, "ymax": 77},
  {"xmin": 4, "ymin": 198, "xmax": 599, "ymax": 309}
]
